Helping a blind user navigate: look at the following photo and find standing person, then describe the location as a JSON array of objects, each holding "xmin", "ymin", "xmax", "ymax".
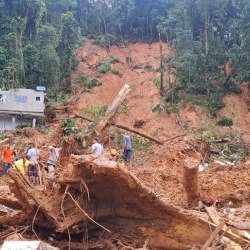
[
  {"xmin": 91, "ymin": 137, "xmax": 104, "ymax": 156},
  {"xmin": 122, "ymin": 132, "xmax": 132, "ymax": 163},
  {"xmin": 14, "ymin": 155, "xmax": 30, "ymax": 176},
  {"xmin": 26, "ymin": 143, "xmax": 39, "ymax": 184},
  {"xmin": 2, "ymin": 144, "xmax": 13, "ymax": 174},
  {"xmin": 46, "ymin": 145, "xmax": 61, "ymax": 177}
]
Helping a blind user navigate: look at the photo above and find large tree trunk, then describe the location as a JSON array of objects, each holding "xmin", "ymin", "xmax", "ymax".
[
  {"xmin": 182, "ymin": 157, "xmax": 200, "ymax": 207},
  {"xmin": 95, "ymin": 84, "xmax": 131, "ymax": 133}
]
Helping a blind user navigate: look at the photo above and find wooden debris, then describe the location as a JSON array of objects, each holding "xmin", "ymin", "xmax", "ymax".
[
  {"xmin": 74, "ymin": 113, "xmax": 164, "ymax": 144},
  {"xmin": 228, "ymin": 218, "xmax": 250, "ymax": 230},
  {"xmin": 95, "ymin": 84, "xmax": 131, "ymax": 132},
  {"xmin": 198, "ymin": 217, "xmax": 250, "ymax": 246},
  {"xmin": 0, "ymin": 138, "xmax": 10, "ymax": 147},
  {"xmin": 205, "ymin": 206, "xmax": 223, "ymax": 226},
  {"xmin": 201, "ymin": 220, "xmax": 226, "ymax": 250},
  {"xmin": 0, "ymin": 211, "xmax": 27, "ymax": 226}
]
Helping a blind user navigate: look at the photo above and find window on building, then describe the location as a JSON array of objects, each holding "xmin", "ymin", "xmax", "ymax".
[
  {"xmin": 36, "ymin": 97, "xmax": 40, "ymax": 101},
  {"xmin": 15, "ymin": 95, "xmax": 27, "ymax": 103}
]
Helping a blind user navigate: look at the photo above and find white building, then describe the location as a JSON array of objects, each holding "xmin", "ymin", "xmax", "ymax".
[{"xmin": 0, "ymin": 88, "xmax": 45, "ymax": 131}]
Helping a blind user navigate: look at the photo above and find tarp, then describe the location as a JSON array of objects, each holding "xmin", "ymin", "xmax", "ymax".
[{"xmin": 1, "ymin": 241, "xmax": 58, "ymax": 250}]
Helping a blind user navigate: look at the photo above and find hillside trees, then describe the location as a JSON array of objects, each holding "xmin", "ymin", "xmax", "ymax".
[
  {"xmin": 0, "ymin": 0, "xmax": 249, "ymax": 98},
  {"xmin": 58, "ymin": 11, "xmax": 80, "ymax": 92}
]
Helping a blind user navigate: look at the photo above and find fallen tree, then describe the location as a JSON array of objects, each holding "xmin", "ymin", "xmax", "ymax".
[
  {"xmin": 95, "ymin": 84, "xmax": 131, "ymax": 133},
  {"xmin": 4, "ymin": 153, "xmax": 250, "ymax": 249},
  {"xmin": 73, "ymin": 113, "xmax": 164, "ymax": 145}
]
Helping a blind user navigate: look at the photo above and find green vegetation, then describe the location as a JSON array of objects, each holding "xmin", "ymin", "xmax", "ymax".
[
  {"xmin": 97, "ymin": 62, "xmax": 111, "ymax": 74},
  {"xmin": 94, "ymin": 34, "xmax": 118, "ymax": 48},
  {"xmin": 199, "ymin": 120, "xmax": 222, "ymax": 143},
  {"xmin": 0, "ymin": 133, "xmax": 6, "ymax": 141},
  {"xmin": 217, "ymin": 117, "xmax": 233, "ymax": 126},
  {"xmin": 153, "ymin": 78, "xmax": 160, "ymax": 88},
  {"xmin": 81, "ymin": 105, "xmax": 107, "ymax": 119},
  {"xmin": 109, "ymin": 56, "xmax": 120, "ymax": 64},
  {"xmin": 62, "ymin": 118, "xmax": 74, "ymax": 135},
  {"xmin": 152, "ymin": 101, "xmax": 179, "ymax": 114},
  {"xmin": 76, "ymin": 74, "xmax": 100, "ymax": 91},
  {"xmin": 0, "ymin": 0, "xmax": 249, "ymax": 114},
  {"xmin": 132, "ymin": 136, "xmax": 151, "ymax": 150},
  {"xmin": 111, "ymin": 68, "xmax": 121, "ymax": 76}
]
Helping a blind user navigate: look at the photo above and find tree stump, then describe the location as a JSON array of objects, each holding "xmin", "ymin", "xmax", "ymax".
[{"xmin": 183, "ymin": 157, "xmax": 200, "ymax": 207}]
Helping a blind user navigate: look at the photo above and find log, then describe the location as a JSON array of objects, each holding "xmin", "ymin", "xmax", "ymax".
[
  {"xmin": 7, "ymin": 169, "xmax": 60, "ymax": 224},
  {"xmin": 0, "ymin": 211, "xmax": 28, "ymax": 226},
  {"xmin": 73, "ymin": 113, "xmax": 164, "ymax": 145},
  {"xmin": 201, "ymin": 220, "xmax": 225, "ymax": 250},
  {"xmin": 95, "ymin": 84, "xmax": 131, "ymax": 132},
  {"xmin": 0, "ymin": 195, "xmax": 22, "ymax": 209},
  {"xmin": 115, "ymin": 123, "xmax": 164, "ymax": 145},
  {"xmin": 182, "ymin": 157, "xmax": 200, "ymax": 207}
]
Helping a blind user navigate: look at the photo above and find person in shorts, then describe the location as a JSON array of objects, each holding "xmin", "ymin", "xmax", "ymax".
[
  {"xmin": 46, "ymin": 145, "xmax": 61, "ymax": 177},
  {"xmin": 26, "ymin": 143, "xmax": 39, "ymax": 184},
  {"xmin": 2, "ymin": 144, "xmax": 14, "ymax": 175}
]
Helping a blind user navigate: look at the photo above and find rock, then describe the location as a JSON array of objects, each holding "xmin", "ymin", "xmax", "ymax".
[{"xmin": 110, "ymin": 148, "xmax": 117, "ymax": 156}]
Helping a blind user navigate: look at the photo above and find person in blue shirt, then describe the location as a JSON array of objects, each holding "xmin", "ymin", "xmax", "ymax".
[{"xmin": 121, "ymin": 132, "xmax": 132, "ymax": 163}]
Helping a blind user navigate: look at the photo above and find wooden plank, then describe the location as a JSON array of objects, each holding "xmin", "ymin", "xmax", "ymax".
[
  {"xmin": 201, "ymin": 220, "xmax": 225, "ymax": 250},
  {"xmin": 205, "ymin": 206, "xmax": 223, "ymax": 225},
  {"xmin": 198, "ymin": 217, "xmax": 250, "ymax": 246}
]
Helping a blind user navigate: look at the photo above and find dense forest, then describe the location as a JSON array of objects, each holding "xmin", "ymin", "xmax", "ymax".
[{"xmin": 0, "ymin": 0, "xmax": 249, "ymax": 108}]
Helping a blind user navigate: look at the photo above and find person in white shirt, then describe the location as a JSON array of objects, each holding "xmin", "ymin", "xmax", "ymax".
[
  {"xmin": 91, "ymin": 137, "xmax": 104, "ymax": 155},
  {"xmin": 26, "ymin": 143, "xmax": 39, "ymax": 184}
]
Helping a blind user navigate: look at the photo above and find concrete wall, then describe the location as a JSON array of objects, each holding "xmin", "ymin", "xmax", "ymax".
[
  {"xmin": 0, "ymin": 116, "xmax": 33, "ymax": 131},
  {"xmin": 0, "ymin": 88, "xmax": 45, "ymax": 115}
]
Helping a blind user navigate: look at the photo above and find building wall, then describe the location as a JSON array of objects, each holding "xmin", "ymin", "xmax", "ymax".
[
  {"xmin": 0, "ymin": 116, "xmax": 32, "ymax": 132},
  {"xmin": 0, "ymin": 88, "xmax": 45, "ymax": 115}
]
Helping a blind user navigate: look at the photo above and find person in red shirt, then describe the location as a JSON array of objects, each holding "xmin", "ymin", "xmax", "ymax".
[{"xmin": 2, "ymin": 144, "xmax": 13, "ymax": 174}]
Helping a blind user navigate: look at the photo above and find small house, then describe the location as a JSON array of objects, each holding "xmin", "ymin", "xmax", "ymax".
[{"xmin": 0, "ymin": 88, "xmax": 45, "ymax": 131}]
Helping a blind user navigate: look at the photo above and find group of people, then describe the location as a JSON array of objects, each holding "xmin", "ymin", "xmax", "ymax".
[
  {"xmin": 0, "ymin": 132, "xmax": 132, "ymax": 181},
  {"xmin": 1, "ymin": 143, "xmax": 61, "ymax": 184},
  {"xmin": 91, "ymin": 132, "xmax": 132, "ymax": 163}
]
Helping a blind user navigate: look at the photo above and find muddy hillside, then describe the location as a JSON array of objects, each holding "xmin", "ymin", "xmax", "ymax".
[{"xmin": 0, "ymin": 40, "xmax": 250, "ymax": 250}]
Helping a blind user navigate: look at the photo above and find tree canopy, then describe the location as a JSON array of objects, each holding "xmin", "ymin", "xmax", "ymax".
[{"xmin": 0, "ymin": 0, "xmax": 249, "ymax": 97}]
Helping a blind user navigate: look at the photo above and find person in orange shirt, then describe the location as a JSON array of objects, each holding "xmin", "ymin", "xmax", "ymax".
[{"xmin": 2, "ymin": 144, "xmax": 13, "ymax": 175}]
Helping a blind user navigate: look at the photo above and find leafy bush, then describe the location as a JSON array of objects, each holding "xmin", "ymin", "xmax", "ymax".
[
  {"xmin": 94, "ymin": 34, "xmax": 117, "ymax": 48},
  {"xmin": 76, "ymin": 74, "xmax": 100, "ymax": 91},
  {"xmin": 217, "ymin": 117, "xmax": 233, "ymax": 126},
  {"xmin": 223, "ymin": 80, "xmax": 241, "ymax": 94},
  {"xmin": 98, "ymin": 62, "xmax": 111, "ymax": 74},
  {"xmin": 109, "ymin": 56, "xmax": 120, "ymax": 64},
  {"xmin": 62, "ymin": 118, "xmax": 74, "ymax": 135},
  {"xmin": 111, "ymin": 68, "xmax": 121, "ymax": 76},
  {"xmin": 152, "ymin": 101, "xmax": 178, "ymax": 114},
  {"xmin": 164, "ymin": 88, "xmax": 180, "ymax": 104},
  {"xmin": 132, "ymin": 136, "xmax": 151, "ymax": 150},
  {"xmin": 199, "ymin": 120, "xmax": 221, "ymax": 143},
  {"xmin": 0, "ymin": 133, "xmax": 6, "ymax": 141},
  {"xmin": 81, "ymin": 105, "xmax": 107, "ymax": 118},
  {"xmin": 153, "ymin": 78, "xmax": 160, "ymax": 87},
  {"xmin": 206, "ymin": 93, "xmax": 225, "ymax": 116}
]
